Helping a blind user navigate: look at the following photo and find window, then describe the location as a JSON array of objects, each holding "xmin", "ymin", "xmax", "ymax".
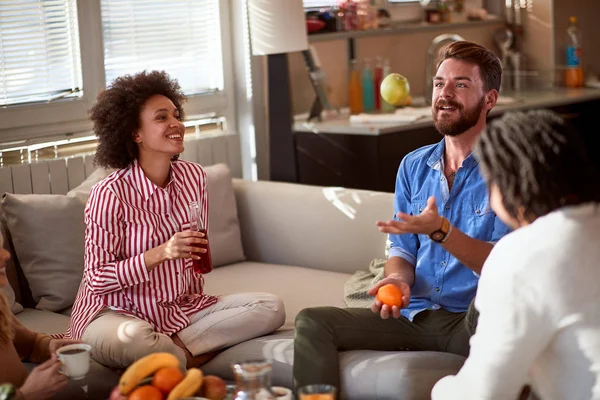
[
  {"xmin": 101, "ymin": 0, "xmax": 224, "ymax": 97},
  {"xmin": 0, "ymin": 0, "xmax": 82, "ymax": 107},
  {"xmin": 303, "ymin": 0, "xmax": 338, "ymax": 8},
  {"xmin": 0, "ymin": 0, "xmax": 234, "ymax": 144}
]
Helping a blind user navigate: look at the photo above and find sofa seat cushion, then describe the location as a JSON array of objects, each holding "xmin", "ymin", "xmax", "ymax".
[
  {"xmin": 16, "ymin": 308, "xmax": 70, "ymax": 334},
  {"xmin": 202, "ymin": 262, "xmax": 351, "ymax": 326},
  {"xmin": 340, "ymin": 350, "xmax": 465, "ymax": 399},
  {"xmin": 202, "ymin": 329, "xmax": 465, "ymax": 399}
]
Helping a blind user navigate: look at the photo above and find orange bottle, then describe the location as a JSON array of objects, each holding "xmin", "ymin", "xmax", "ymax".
[
  {"xmin": 348, "ymin": 59, "xmax": 363, "ymax": 115},
  {"xmin": 565, "ymin": 16, "xmax": 584, "ymax": 88}
]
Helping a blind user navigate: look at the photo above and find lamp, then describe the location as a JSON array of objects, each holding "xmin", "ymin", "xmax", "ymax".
[{"xmin": 247, "ymin": 0, "xmax": 308, "ymax": 182}]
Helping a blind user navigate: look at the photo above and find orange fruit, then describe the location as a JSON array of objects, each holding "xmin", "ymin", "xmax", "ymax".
[
  {"xmin": 376, "ymin": 284, "xmax": 403, "ymax": 307},
  {"xmin": 152, "ymin": 366, "xmax": 184, "ymax": 394},
  {"xmin": 129, "ymin": 385, "xmax": 163, "ymax": 400}
]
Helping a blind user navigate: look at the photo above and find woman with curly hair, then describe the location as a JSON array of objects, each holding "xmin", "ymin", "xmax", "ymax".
[
  {"xmin": 432, "ymin": 110, "xmax": 600, "ymax": 399},
  {"xmin": 64, "ymin": 70, "xmax": 285, "ymax": 369}
]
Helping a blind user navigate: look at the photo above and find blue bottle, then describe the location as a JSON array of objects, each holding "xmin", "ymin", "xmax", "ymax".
[{"xmin": 362, "ymin": 57, "xmax": 375, "ymax": 112}]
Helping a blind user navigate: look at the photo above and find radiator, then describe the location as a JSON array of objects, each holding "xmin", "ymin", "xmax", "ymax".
[{"xmin": 0, "ymin": 133, "xmax": 242, "ymax": 196}]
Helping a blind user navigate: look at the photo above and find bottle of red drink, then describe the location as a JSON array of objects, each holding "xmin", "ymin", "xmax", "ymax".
[{"xmin": 188, "ymin": 201, "xmax": 213, "ymax": 274}]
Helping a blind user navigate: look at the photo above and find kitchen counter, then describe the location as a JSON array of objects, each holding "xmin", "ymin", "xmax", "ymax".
[{"xmin": 293, "ymin": 87, "xmax": 600, "ymax": 136}]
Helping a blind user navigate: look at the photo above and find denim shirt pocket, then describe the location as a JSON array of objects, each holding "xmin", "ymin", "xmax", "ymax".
[
  {"xmin": 410, "ymin": 200, "xmax": 428, "ymax": 216},
  {"xmin": 466, "ymin": 202, "xmax": 495, "ymax": 241}
]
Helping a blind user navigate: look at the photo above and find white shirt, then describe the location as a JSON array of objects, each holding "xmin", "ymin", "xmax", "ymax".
[{"xmin": 432, "ymin": 203, "xmax": 600, "ymax": 400}]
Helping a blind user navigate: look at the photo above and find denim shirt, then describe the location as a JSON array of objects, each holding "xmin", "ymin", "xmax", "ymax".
[{"xmin": 388, "ymin": 139, "xmax": 511, "ymax": 321}]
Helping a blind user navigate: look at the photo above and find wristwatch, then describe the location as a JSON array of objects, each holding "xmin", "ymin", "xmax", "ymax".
[{"xmin": 429, "ymin": 217, "xmax": 452, "ymax": 243}]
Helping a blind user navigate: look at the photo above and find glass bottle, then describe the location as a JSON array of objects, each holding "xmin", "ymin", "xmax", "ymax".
[
  {"xmin": 374, "ymin": 56, "xmax": 383, "ymax": 112},
  {"xmin": 188, "ymin": 201, "xmax": 213, "ymax": 274},
  {"xmin": 233, "ymin": 360, "xmax": 275, "ymax": 400},
  {"xmin": 380, "ymin": 58, "xmax": 395, "ymax": 113},
  {"xmin": 362, "ymin": 57, "xmax": 375, "ymax": 112},
  {"xmin": 565, "ymin": 16, "xmax": 584, "ymax": 88},
  {"xmin": 348, "ymin": 59, "xmax": 363, "ymax": 115}
]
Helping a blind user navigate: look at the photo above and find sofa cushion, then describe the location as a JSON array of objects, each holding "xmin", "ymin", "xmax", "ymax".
[
  {"xmin": 66, "ymin": 167, "xmax": 115, "ymax": 203},
  {"xmin": 1, "ymin": 193, "xmax": 84, "ymax": 312},
  {"xmin": 233, "ymin": 180, "xmax": 393, "ymax": 275},
  {"xmin": 66, "ymin": 163, "xmax": 245, "ymax": 268},
  {"xmin": 339, "ymin": 350, "xmax": 465, "ymax": 399},
  {"xmin": 202, "ymin": 329, "xmax": 465, "ymax": 398},
  {"xmin": 204, "ymin": 163, "xmax": 245, "ymax": 268},
  {"xmin": 15, "ymin": 308, "xmax": 70, "ymax": 334},
  {"xmin": 203, "ymin": 262, "xmax": 350, "ymax": 327}
]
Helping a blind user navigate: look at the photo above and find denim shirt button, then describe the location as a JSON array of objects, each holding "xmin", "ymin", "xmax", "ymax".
[{"xmin": 435, "ymin": 287, "xmax": 440, "ymax": 292}]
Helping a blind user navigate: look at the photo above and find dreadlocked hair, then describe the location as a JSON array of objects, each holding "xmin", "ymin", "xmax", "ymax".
[{"xmin": 475, "ymin": 109, "xmax": 600, "ymax": 222}]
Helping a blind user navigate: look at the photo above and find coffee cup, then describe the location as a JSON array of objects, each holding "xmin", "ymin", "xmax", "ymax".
[{"xmin": 56, "ymin": 343, "xmax": 92, "ymax": 380}]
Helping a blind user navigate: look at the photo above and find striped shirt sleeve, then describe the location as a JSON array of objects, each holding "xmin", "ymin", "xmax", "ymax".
[{"xmin": 84, "ymin": 183, "xmax": 150, "ymax": 294}]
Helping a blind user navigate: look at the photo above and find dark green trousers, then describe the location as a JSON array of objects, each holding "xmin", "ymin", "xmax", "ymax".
[{"xmin": 293, "ymin": 302, "xmax": 479, "ymax": 392}]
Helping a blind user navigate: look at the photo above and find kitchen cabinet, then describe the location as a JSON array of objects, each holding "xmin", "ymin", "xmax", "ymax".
[{"xmin": 292, "ymin": 92, "xmax": 600, "ymax": 193}]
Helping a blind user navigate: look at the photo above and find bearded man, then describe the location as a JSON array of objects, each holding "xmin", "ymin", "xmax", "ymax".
[{"xmin": 293, "ymin": 41, "xmax": 512, "ymax": 395}]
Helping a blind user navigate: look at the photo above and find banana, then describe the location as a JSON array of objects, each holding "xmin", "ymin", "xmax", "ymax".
[
  {"xmin": 167, "ymin": 368, "xmax": 204, "ymax": 400},
  {"xmin": 118, "ymin": 352, "xmax": 181, "ymax": 395}
]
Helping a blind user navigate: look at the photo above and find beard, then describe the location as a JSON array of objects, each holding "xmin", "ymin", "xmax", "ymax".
[{"xmin": 433, "ymin": 96, "xmax": 485, "ymax": 137}]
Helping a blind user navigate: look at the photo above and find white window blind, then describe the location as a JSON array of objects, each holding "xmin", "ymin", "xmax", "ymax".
[
  {"xmin": 303, "ymin": 0, "xmax": 338, "ymax": 8},
  {"xmin": 0, "ymin": 0, "xmax": 82, "ymax": 107},
  {"xmin": 100, "ymin": 0, "xmax": 224, "ymax": 96}
]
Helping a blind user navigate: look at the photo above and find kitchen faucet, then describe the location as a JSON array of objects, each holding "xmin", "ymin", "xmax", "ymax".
[{"xmin": 424, "ymin": 33, "xmax": 465, "ymax": 105}]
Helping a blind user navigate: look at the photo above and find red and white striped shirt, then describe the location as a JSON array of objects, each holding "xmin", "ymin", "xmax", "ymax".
[{"xmin": 65, "ymin": 159, "xmax": 218, "ymax": 339}]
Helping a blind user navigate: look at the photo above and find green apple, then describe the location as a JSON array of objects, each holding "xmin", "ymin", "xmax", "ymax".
[{"xmin": 380, "ymin": 73, "xmax": 411, "ymax": 106}]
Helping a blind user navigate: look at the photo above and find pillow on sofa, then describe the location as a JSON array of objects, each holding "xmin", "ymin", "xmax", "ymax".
[
  {"xmin": 204, "ymin": 163, "xmax": 245, "ymax": 267},
  {"xmin": 67, "ymin": 167, "xmax": 115, "ymax": 204},
  {"xmin": 1, "ymin": 193, "xmax": 85, "ymax": 312}
]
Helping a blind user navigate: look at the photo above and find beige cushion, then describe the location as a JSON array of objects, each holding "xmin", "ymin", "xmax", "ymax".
[
  {"xmin": 15, "ymin": 308, "xmax": 70, "ymax": 334},
  {"xmin": 66, "ymin": 163, "xmax": 245, "ymax": 268},
  {"xmin": 1, "ymin": 193, "xmax": 85, "ymax": 312},
  {"xmin": 66, "ymin": 167, "xmax": 115, "ymax": 203},
  {"xmin": 204, "ymin": 163, "xmax": 245, "ymax": 267},
  {"xmin": 0, "ymin": 283, "xmax": 23, "ymax": 315},
  {"xmin": 202, "ymin": 330, "xmax": 464, "ymax": 398},
  {"xmin": 233, "ymin": 179, "xmax": 393, "ymax": 275},
  {"xmin": 203, "ymin": 261, "xmax": 350, "ymax": 326}
]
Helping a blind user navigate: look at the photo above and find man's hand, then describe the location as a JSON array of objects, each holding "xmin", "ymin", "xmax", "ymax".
[
  {"xmin": 376, "ymin": 196, "xmax": 443, "ymax": 236},
  {"xmin": 368, "ymin": 274, "xmax": 411, "ymax": 319}
]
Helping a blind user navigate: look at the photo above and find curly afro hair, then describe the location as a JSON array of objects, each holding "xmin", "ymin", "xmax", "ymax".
[{"xmin": 90, "ymin": 70, "xmax": 187, "ymax": 169}]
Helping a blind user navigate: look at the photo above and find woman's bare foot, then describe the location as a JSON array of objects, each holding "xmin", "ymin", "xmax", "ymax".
[{"xmin": 172, "ymin": 334, "xmax": 221, "ymax": 368}]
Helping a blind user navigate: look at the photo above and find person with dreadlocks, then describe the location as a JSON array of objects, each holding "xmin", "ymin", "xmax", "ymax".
[
  {"xmin": 432, "ymin": 109, "xmax": 600, "ymax": 399},
  {"xmin": 294, "ymin": 41, "xmax": 512, "ymax": 395}
]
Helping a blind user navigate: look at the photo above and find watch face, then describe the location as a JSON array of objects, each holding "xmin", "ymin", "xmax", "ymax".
[{"xmin": 431, "ymin": 231, "xmax": 444, "ymax": 241}]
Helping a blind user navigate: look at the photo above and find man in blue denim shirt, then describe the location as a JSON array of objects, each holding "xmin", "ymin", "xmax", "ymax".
[{"xmin": 294, "ymin": 41, "xmax": 511, "ymax": 393}]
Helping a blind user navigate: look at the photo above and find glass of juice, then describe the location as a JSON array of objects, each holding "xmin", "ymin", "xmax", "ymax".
[
  {"xmin": 188, "ymin": 200, "xmax": 213, "ymax": 274},
  {"xmin": 297, "ymin": 384, "xmax": 337, "ymax": 400}
]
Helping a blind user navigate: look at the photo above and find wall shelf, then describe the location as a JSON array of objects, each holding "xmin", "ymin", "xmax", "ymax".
[{"xmin": 308, "ymin": 14, "xmax": 502, "ymax": 43}]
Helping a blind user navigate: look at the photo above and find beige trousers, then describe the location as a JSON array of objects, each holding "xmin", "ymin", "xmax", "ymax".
[{"xmin": 82, "ymin": 292, "xmax": 285, "ymax": 369}]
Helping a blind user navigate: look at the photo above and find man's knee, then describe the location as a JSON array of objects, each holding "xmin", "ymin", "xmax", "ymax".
[{"xmin": 295, "ymin": 307, "xmax": 336, "ymax": 337}]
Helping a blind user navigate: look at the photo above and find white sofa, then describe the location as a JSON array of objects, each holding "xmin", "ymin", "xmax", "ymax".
[{"xmin": 0, "ymin": 164, "xmax": 465, "ymax": 400}]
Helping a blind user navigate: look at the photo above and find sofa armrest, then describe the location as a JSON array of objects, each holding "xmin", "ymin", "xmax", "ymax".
[{"xmin": 233, "ymin": 179, "xmax": 394, "ymax": 275}]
